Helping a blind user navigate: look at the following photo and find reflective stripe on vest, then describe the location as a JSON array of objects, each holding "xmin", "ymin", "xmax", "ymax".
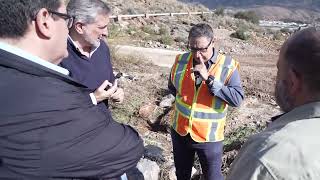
[{"xmin": 171, "ymin": 51, "xmax": 239, "ymax": 142}]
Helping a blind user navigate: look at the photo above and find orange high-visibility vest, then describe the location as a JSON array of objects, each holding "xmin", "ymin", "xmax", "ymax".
[{"xmin": 170, "ymin": 51, "xmax": 239, "ymax": 142}]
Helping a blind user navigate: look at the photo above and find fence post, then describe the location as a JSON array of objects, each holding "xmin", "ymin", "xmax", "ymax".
[{"xmin": 115, "ymin": 15, "xmax": 122, "ymax": 22}]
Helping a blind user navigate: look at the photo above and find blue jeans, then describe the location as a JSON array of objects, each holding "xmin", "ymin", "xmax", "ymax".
[{"xmin": 171, "ymin": 129, "xmax": 224, "ymax": 180}]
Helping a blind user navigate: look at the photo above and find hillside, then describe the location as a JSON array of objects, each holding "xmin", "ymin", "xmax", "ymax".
[
  {"xmin": 105, "ymin": 0, "xmax": 320, "ymax": 23},
  {"xmin": 178, "ymin": 0, "xmax": 320, "ymax": 22},
  {"xmin": 99, "ymin": 0, "xmax": 297, "ymax": 179},
  {"xmin": 179, "ymin": 0, "xmax": 320, "ymax": 10}
]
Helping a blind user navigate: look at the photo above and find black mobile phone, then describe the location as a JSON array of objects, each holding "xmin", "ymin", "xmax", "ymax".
[{"xmin": 104, "ymin": 84, "xmax": 112, "ymax": 91}]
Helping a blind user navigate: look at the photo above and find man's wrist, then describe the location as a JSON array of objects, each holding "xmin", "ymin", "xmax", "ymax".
[{"xmin": 205, "ymin": 75, "xmax": 215, "ymax": 86}]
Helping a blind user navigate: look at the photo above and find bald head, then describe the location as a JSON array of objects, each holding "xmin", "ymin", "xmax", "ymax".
[{"xmin": 283, "ymin": 28, "xmax": 320, "ymax": 93}]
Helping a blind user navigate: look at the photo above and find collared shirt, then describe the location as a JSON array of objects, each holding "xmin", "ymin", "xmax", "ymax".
[
  {"xmin": 68, "ymin": 36, "xmax": 100, "ymax": 58},
  {"xmin": 0, "ymin": 41, "xmax": 69, "ymax": 75},
  {"xmin": 227, "ymin": 101, "xmax": 320, "ymax": 180}
]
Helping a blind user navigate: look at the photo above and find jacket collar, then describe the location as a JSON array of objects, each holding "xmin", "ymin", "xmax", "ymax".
[
  {"xmin": 0, "ymin": 48, "xmax": 85, "ymax": 87},
  {"xmin": 268, "ymin": 101, "xmax": 320, "ymax": 129}
]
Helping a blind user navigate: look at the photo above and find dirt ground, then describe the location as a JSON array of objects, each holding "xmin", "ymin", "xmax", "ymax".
[
  {"xmin": 109, "ymin": 43, "xmax": 284, "ymax": 178},
  {"xmin": 106, "ymin": 8, "xmax": 288, "ymax": 175}
]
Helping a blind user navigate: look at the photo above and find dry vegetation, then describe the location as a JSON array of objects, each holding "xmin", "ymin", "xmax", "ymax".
[{"xmin": 102, "ymin": 0, "xmax": 295, "ymax": 178}]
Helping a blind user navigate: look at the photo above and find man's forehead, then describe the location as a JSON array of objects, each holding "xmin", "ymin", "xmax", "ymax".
[{"xmin": 189, "ymin": 36, "xmax": 210, "ymax": 44}]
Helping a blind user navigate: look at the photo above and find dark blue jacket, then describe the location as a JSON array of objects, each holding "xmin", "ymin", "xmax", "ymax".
[{"xmin": 0, "ymin": 49, "xmax": 143, "ymax": 180}]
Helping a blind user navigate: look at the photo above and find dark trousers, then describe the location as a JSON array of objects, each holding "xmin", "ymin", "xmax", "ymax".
[{"xmin": 171, "ymin": 129, "xmax": 224, "ymax": 180}]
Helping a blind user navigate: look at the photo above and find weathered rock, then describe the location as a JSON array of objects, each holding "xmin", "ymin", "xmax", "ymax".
[
  {"xmin": 169, "ymin": 166, "xmax": 198, "ymax": 180},
  {"xmin": 139, "ymin": 103, "xmax": 157, "ymax": 119},
  {"xmin": 168, "ymin": 165, "xmax": 177, "ymax": 180},
  {"xmin": 144, "ymin": 145, "xmax": 165, "ymax": 163},
  {"xmin": 137, "ymin": 159, "xmax": 160, "ymax": 180},
  {"xmin": 159, "ymin": 94, "xmax": 175, "ymax": 108}
]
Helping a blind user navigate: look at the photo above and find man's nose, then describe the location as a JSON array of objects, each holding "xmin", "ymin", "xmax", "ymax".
[
  {"xmin": 195, "ymin": 51, "xmax": 201, "ymax": 58},
  {"xmin": 102, "ymin": 29, "xmax": 108, "ymax": 37}
]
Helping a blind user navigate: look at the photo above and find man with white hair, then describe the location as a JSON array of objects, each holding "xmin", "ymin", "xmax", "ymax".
[{"xmin": 60, "ymin": 0, "xmax": 124, "ymax": 113}]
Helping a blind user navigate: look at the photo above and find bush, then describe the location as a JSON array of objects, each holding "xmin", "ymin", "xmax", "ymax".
[
  {"xmin": 174, "ymin": 36, "xmax": 186, "ymax": 43},
  {"xmin": 126, "ymin": 26, "xmax": 138, "ymax": 35},
  {"xmin": 215, "ymin": 6, "xmax": 225, "ymax": 16},
  {"xmin": 234, "ymin": 11, "xmax": 259, "ymax": 24},
  {"xmin": 142, "ymin": 25, "xmax": 156, "ymax": 35},
  {"xmin": 159, "ymin": 25, "xmax": 170, "ymax": 35},
  {"xmin": 160, "ymin": 34, "xmax": 174, "ymax": 45},
  {"xmin": 231, "ymin": 26, "xmax": 250, "ymax": 40},
  {"xmin": 272, "ymin": 30, "xmax": 282, "ymax": 40},
  {"xmin": 108, "ymin": 23, "xmax": 122, "ymax": 39},
  {"xmin": 224, "ymin": 125, "xmax": 259, "ymax": 150}
]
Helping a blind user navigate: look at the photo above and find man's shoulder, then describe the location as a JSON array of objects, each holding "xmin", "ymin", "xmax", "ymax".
[
  {"xmin": 240, "ymin": 123, "xmax": 320, "ymax": 179},
  {"xmin": 217, "ymin": 50, "xmax": 238, "ymax": 63}
]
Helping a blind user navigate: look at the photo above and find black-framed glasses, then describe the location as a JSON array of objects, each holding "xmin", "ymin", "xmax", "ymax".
[
  {"xmin": 48, "ymin": 10, "xmax": 74, "ymax": 29},
  {"xmin": 188, "ymin": 38, "xmax": 213, "ymax": 53}
]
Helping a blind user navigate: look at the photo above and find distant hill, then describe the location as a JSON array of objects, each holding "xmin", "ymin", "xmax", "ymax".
[
  {"xmin": 178, "ymin": 0, "xmax": 320, "ymax": 10},
  {"xmin": 178, "ymin": 0, "xmax": 320, "ymax": 22}
]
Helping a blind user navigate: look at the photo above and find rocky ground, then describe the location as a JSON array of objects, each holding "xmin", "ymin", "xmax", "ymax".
[
  {"xmin": 102, "ymin": 1, "xmax": 289, "ymax": 179},
  {"xmin": 108, "ymin": 42, "xmax": 283, "ymax": 179}
]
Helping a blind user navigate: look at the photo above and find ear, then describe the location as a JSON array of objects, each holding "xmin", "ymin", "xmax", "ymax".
[
  {"xmin": 211, "ymin": 37, "xmax": 216, "ymax": 48},
  {"xmin": 74, "ymin": 22, "xmax": 85, "ymax": 34},
  {"xmin": 287, "ymin": 68, "xmax": 302, "ymax": 96},
  {"xmin": 34, "ymin": 8, "xmax": 53, "ymax": 39}
]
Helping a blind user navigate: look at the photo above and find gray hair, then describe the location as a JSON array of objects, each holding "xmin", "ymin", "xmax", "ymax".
[
  {"xmin": 67, "ymin": 0, "xmax": 111, "ymax": 24},
  {"xmin": 188, "ymin": 23, "xmax": 214, "ymax": 41}
]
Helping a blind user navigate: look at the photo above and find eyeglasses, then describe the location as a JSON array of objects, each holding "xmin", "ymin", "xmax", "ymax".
[
  {"xmin": 188, "ymin": 38, "xmax": 213, "ymax": 53},
  {"xmin": 48, "ymin": 10, "xmax": 74, "ymax": 29}
]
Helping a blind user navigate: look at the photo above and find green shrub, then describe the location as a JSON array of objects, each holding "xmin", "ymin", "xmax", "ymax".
[
  {"xmin": 224, "ymin": 125, "xmax": 258, "ymax": 149},
  {"xmin": 160, "ymin": 34, "xmax": 174, "ymax": 45},
  {"xmin": 234, "ymin": 11, "xmax": 259, "ymax": 24},
  {"xmin": 231, "ymin": 25, "xmax": 250, "ymax": 40},
  {"xmin": 159, "ymin": 25, "xmax": 170, "ymax": 35},
  {"xmin": 273, "ymin": 30, "xmax": 283, "ymax": 40},
  {"xmin": 215, "ymin": 6, "xmax": 225, "ymax": 16},
  {"xmin": 123, "ymin": 8, "xmax": 137, "ymax": 14},
  {"xmin": 142, "ymin": 25, "xmax": 156, "ymax": 35},
  {"xmin": 174, "ymin": 36, "xmax": 186, "ymax": 43},
  {"xmin": 108, "ymin": 23, "xmax": 122, "ymax": 39},
  {"xmin": 126, "ymin": 26, "xmax": 138, "ymax": 34}
]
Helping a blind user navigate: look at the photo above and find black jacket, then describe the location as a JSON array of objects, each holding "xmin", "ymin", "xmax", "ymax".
[{"xmin": 0, "ymin": 49, "xmax": 143, "ymax": 179}]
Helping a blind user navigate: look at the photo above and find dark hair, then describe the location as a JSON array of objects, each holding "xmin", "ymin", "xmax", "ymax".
[
  {"xmin": 284, "ymin": 27, "xmax": 320, "ymax": 92},
  {"xmin": 67, "ymin": 0, "xmax": 111, "ymax": 25},
  {"xmin": 0, "ymin": 0, "xmax": 61, "ymax": 38},
  {"xmin": 188, "ymin": 23, "xmax": 214, "ymax": 40}
]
